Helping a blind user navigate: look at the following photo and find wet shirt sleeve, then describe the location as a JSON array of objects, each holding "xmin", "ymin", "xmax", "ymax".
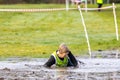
[
  {"xmin": 44, "ymin": 55, "xmax": 55, "ymax": 68},
  {"xmin": 68, "ymin": 51, "xmax": 78, "ymax": 67}
]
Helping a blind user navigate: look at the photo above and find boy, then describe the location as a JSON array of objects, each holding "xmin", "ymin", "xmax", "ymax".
[
  {"xmin": 74, "ymin": 0, "xmax": 81, "ymax": 8},
  {"xmin": 97, "ymin": 0, "xmax": 103, "ymax": 11},
  {"xmin": 81, "ymin": 0, "xmax": 86, "ymax": 8},
  {"xmin": 44, "ymin": 43, "xmax": 78, "ymax": 68}
]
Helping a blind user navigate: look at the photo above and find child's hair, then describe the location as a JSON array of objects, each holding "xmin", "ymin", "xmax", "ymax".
[{"xmin": 58, "ymin": 43, "xmax": 69, "ymax": 53}]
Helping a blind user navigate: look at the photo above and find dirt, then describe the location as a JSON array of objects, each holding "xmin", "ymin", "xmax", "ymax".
[{"xmin": 0, "ymin": 50, "xmax": 120, "ymax": 80}]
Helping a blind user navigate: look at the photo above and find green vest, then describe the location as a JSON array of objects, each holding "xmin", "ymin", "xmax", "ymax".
[
  {"xmin": 52, "ymin": 51, "xmax": 68, "ymax": 67},
  {"xmin": 97, "ymin": 0, "xmax": 103, "ymax": 4}
]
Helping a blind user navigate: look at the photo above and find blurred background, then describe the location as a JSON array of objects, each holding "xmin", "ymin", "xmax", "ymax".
[{"xmin": 0, "ymin": 0, "xmax": 120, "ymax": 4}]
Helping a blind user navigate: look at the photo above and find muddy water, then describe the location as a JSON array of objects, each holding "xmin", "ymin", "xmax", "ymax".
[{"xmin": 0, "ymin": 57, "xmax": 120, "ymax": 80}]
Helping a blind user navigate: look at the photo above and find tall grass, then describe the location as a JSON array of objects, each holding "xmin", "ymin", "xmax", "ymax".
[{"xmin": 0, "ymin": 4, "xmax": 120, "ymax": 58}]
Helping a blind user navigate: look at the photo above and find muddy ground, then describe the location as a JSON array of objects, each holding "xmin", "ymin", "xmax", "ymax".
[{"xmin": 0, "ymin": 50, "xmax": 120, "ymax": 80}]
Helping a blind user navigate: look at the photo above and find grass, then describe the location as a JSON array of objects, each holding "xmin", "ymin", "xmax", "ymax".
[{"xmin": 0, "ymin": 4, "xmax": 120, "ymax": 58}]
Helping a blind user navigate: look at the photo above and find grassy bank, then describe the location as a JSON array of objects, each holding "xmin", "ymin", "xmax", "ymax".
[{"xmin": 0, "ymin": 4, "xmax": 120, "ymax": 58}]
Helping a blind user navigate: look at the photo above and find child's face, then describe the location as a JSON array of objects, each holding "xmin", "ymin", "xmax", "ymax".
[{"xmin": 58, "ymin": 51, "xmax": 68, "ymax": 58}]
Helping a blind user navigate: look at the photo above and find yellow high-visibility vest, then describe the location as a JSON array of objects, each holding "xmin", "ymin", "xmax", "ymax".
[
  {"xmin": 52, "ymin": 51, "xmax": 68, "ymax": 67},
  {"xmin": 97, "ymin": 0, "xmax": 103, "ymax": 4}
]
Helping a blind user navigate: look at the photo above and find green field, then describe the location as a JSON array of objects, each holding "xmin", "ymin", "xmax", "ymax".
[{"xmin": 0, "ymin": 4, "xmax": 120, "ymax": 58}]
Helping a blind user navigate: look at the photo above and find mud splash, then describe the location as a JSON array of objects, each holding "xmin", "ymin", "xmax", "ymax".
[{"xmin": 0, "ymin": 57, "xmax": 120, "ymax": 80}]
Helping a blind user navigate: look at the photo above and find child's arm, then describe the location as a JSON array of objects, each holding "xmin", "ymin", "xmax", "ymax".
[
  {"xmin": 68, "ymin": 51, "xmax": 78, "ymax": 67},
  {"xmin": 44, "ymin": 55, "xmax": 55, "ymax": 68}
]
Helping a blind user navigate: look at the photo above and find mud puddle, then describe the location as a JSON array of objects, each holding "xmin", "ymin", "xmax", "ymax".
[{"xmin": 0, "ymin": 57, "xmax": 120, "ymax": 80}]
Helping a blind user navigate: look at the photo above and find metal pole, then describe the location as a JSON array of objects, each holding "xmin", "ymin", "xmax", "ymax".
[
  {"xmin": 66, "ymin": 0, "xmax": 69, "ymax": 11},
  {"xmin": 85, "ymin": 0, "xmax": 88, "ymax": 12},
  {"xmin": 107, "ymin": 0, "xmax": 110, "ymax": 4},
  {"xmin": 90, "ymin": 0, "xmax": 93, "ymax": 4},
  {"xmin": 94, "ymin": 0, "xmax": 96, "ymax": 4},
  {"xmin": 112, "ymin": 3, "xmax": 119, "ymax": 41},
  {"xmin": 78, "ymin": 5, "xmax": 92, "ymax": 58}
]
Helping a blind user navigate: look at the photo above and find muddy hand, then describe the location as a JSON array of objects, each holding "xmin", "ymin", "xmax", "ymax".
[{"xmin": 78, "ymin": 60, "xmax": 85, "ymax": 65}]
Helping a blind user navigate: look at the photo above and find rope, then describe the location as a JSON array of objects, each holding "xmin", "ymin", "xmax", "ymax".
[
  {"xmin": 84, "ymin": 6, "xmax": 114, "ymax": 10},
  {"xmin": 0, "ymin": 6, "xmax": 115, "ymax": 12},
  {"xmin": 0, "ymin": 8, "xmax": 76, "ymax": 12}
]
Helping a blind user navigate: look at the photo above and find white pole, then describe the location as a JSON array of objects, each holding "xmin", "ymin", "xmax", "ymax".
[
  {"xmin": 78, "ymin": 5, "xmax": 92, "ymax": 58},
  {"xmin": 107, "ymin": 0, "xmax": 110, "ymax": 4},
  {"xmin": 85, "ymin": 0, "xmax": 88, "ymax": 12},
  {"xmin": 90, "ymin": 0, "xmax": 93, "ymax": 4},
  {"xmin": 113, "ymin": 3, "xmax": 119, "ymax": 41},
  {"xmin": 66, "ymin": 0, "xmax": 69, "ymax": 11},
  {"xmin": 94, "ymin": 0, "xmax": 96, "ymax": 4}
]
